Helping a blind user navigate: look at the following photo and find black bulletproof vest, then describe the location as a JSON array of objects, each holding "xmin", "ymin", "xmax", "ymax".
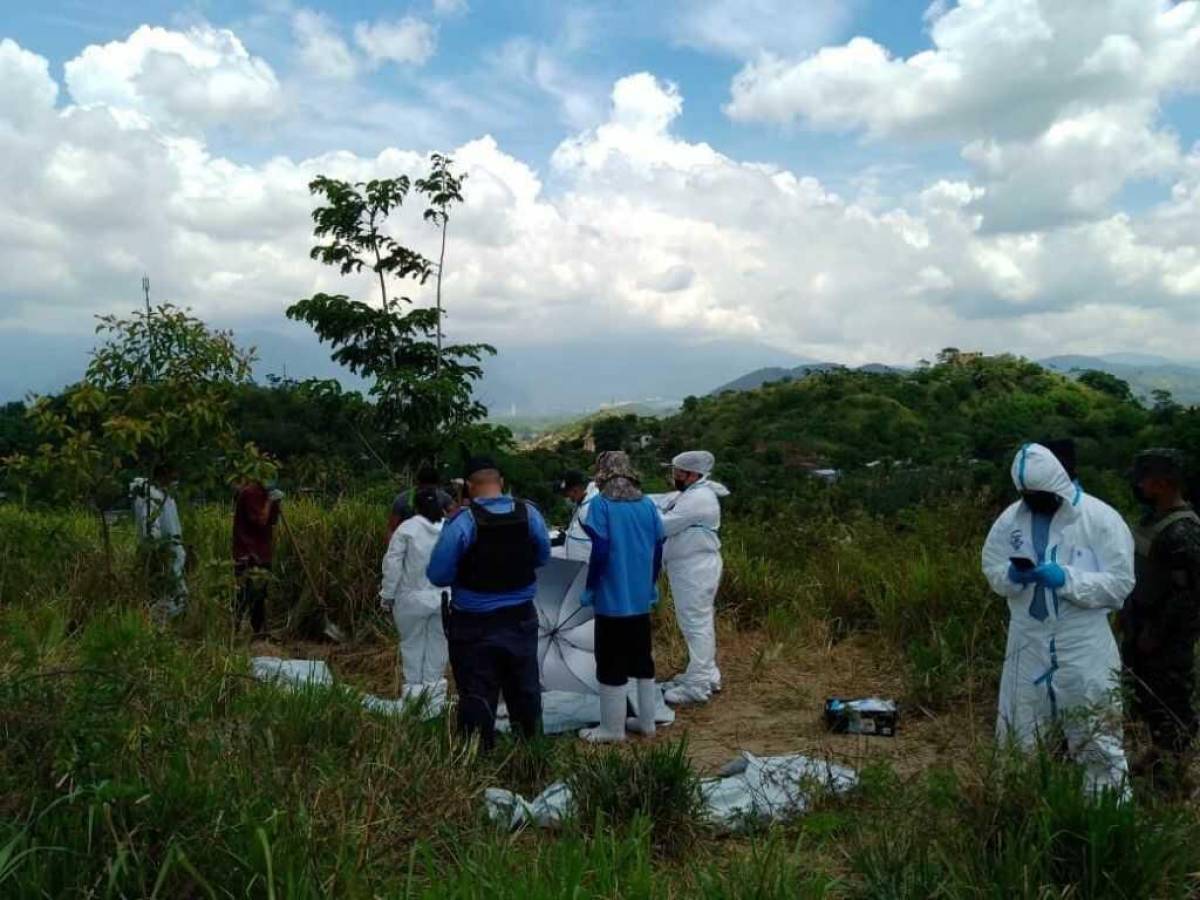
[{"xmin": 458, "ymin": 501, "xmax": 538, "ymax": 594}]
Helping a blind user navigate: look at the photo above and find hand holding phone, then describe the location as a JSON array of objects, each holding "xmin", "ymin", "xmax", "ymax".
[{"xmin": 1008, "ymin": 556, "xmax": 1039, "ymax": 586}]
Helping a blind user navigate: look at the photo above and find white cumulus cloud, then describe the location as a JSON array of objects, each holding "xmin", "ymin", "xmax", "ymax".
[
  {"xmin": 64, "ymin": 24, "xmax": 281, "ymax": 131},
  {"xmin": 726, "ymin": 1, "xmax": 1200, "ymax": 232},
  {"xmin": 2, "ymin": 28, "xmax": 1200, "ymax": 375},
  {"xmin": 726, "ymin": 0, "xmax": 1200, "ymax": 139},
  {"xmin": 0, "ymin": 38, "xmax": 58, "ymax": 125}
]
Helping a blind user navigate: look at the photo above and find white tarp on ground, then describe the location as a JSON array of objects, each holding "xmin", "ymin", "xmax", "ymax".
[
  {"xmin": 484, "ymin": 751, "xmax": 858, "ymax": 833},
  {"xmin": 248, "ymin": 657, "xmax": 668, "ymax": 730},
  {"xmin": 496, "ymin": 685, "xmax": 676, "ymax": 735},
  {"xmin": 361, "ymin": 688, "xmax": 448, "ymax": 719},
  {"xmin": 250, "ymin": 657, "xmax": 333, "ymax": 689},
  {"xmin": 250, "ymin": 656, "xmax": 447, "ymax": 719},
  {"xmin": 700, "ymin": 752, "xmax": 858, "ymax": 828}
]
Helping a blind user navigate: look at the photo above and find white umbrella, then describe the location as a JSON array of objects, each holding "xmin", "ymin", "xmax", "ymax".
[{"xmin": 533, "ymin": 557, "xmax": 597, "ymax": 694}]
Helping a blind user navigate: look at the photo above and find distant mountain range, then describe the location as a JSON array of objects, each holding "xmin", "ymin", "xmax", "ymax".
[
  {"xmin": 1039, "ymin": 354, "xmax": 1200, "ymax": 405},
  {"xmin": 711, "ymin": 353, "xmax": 1200, "ymax": 406}
]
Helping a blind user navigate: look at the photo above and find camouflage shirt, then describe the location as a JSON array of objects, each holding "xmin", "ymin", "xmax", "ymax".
[{"xmin": 1126, "ymin": 504, "xmax": 1200, "ymax": 663}]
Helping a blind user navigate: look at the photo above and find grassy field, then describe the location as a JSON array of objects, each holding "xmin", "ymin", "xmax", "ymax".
[{"xmin": 3, "ymin": 497, "xmax": 1200, "ymax": 897}]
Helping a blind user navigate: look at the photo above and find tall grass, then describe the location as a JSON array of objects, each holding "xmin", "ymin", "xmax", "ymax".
[
  {"xmin": 566, "ymin": 739, "xmax": 704, "ymax": 856},
  {"xmin": 7, "ymin": 497, "xmax": 1200, "ymax": 897},
  {"xmin": 719, "ymin": 492, "xmax": 1004, "ymax": 709},
  {"xmin": 0, "ymin": 498, "xmax": 390, "ymax": 638}
]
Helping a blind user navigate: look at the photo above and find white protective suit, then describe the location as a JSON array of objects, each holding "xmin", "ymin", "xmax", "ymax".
[
  {"xmin": 129, "ymin": 477, "xmax": 187, "ymax": 616},
  {"xmin": 981, "ymin": 443, "xmax": 1134, "ymax": 795},
  {"xmin": 657, "ymin": 477, "xmax": 731, "ymax": 703},
  {"xmin": 562, "ymin": 481, "xmax": 599, "ymax": 562},
  {"xmin": 381, "ymin": 515, "xmax": 449, "ymax": 707}
]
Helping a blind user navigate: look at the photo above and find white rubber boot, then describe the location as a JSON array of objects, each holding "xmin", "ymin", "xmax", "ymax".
[
  {"xmin": 626, "ymin": 679, "xmax": 658, "ymax": 737},
  {"xmin": 580, "ymin": 684, "xmax": 627, "ymax": 744}
]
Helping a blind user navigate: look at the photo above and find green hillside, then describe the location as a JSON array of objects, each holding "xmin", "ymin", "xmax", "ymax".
[{"xmin": 552, "ymin": 352, "xmax": 1200, "ymax": 510}]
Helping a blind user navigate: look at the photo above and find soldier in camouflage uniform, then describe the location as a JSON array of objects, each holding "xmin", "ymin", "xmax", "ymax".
[{"xmin": 1121, "ymin": 449, "xmax": 1200, "ymax": 789}]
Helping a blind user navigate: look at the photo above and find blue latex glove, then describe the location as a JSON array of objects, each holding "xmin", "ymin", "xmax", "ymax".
[
  {"xmin": 1008, "ymin": 563, "xmax": 1038, "ymax": 586},
  {"xmin": 1031, "ymin": 563, "xmax": 1066, "ymax": 590}
]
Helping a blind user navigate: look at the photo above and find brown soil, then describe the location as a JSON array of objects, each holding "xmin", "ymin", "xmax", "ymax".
[
  {"xmin": 252, "ymin": 620, "xmax": 996, "ymax": 778},
  {"xmin": 654, "ymin": 626, "xmax": 994, "ymax": 776}
]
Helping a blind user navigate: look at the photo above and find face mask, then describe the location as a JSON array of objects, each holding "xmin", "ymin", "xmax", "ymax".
[
  {"xmin": 674, "ymin": 478, "xmax": 690, "ymax": 492},
  {"xmin": 1022, "ymin": 491, "xmax": 1062, "ymax": 516}
]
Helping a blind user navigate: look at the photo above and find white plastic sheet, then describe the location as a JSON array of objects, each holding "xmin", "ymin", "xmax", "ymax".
[
  {"xmin": 250, "ymin": 657, "xmax": 333, "ymax": 690},
  {"xmin": 251, "ymin": 656, "xmax": 446, "ymax": 720},
  {"xmin": 484, "ymin": 751, "xmax": 857, "ymax": 832},
  {"xmin": 362, "ymin": 686, "xmax": 447, "ymax": 719},
  {"xmin": 250, "ymin": 657, "xmax": 675, "ymax": 732},
  {"xmin": 534, "ymin": 558, "xmax": 597, "ymax": 695},
  {"xmin": 495, "ymin": 686, "xmax": 676, "ymax": 736},
  {"xmin": 700, "ymin": 752, "xmax": 858, "ymax": 829}
]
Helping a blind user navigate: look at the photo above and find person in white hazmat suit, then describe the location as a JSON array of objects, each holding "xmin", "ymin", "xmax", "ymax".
[
  {"xmin": 130, "ymin": 470, "xmax": 187, "ymax": 620},
  {"xmin": 554, "ymin": 470, "xmax": 599, "ymax": 561},
  {"xmin": 655, "ymin": 450, "xmax": 730, "ymax": 706},
  {"xmin": 381, "ymin": 488, "xmax": 449, "ymax": 708},
  {"xmin": 981, "ymin": 441, "xmax": 1135, "ymax": 795}
]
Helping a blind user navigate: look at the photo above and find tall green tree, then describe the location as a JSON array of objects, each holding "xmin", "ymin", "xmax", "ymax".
[
  {"xmin": 415, "ymin": 153, "xmax": 467, "ymax": 372},
  {"xmin": 3, "ymin": 304, "xmax": 275, "ymax": 565},
  {"xmin": 287, "ymin": 167, "xmax": 499, "ymax": 469}
]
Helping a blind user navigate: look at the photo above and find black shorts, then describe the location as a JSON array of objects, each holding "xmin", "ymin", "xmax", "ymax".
[{"xmin": 594, "ymin": 613, "xmax": 654, "ymax": 686}]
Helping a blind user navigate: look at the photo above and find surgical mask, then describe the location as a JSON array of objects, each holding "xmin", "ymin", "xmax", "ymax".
[{"xmin": 1022, "ymin": 491, "xmax": 1062, "ymax": 516}]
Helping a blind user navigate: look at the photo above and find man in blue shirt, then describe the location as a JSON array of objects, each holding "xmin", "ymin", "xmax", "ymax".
[
  {"xmin": 427, "ymin": 456, "xmax": 551, "ymax": 749},
  {"xmin": 578, "ymin": 451, "xmax": 666, "ymax": 743}
]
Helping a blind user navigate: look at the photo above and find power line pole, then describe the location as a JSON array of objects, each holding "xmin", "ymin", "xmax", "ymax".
[{"xmin": 142, "ymin": 275, "xmax": 151, "ymax": 316}]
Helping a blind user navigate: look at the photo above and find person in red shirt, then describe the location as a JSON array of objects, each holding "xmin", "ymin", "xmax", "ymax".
[{"xmin": 233, "ymin": 480, "xmax": 283, "ymax": 637}]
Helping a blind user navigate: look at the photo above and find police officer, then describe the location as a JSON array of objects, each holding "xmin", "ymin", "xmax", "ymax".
[
  {"xmin": 426, "ymin": 456, "xmax": 551, "ymax": 750},
  {"xmin": 1122, "ymin": 449, "xmax": 1200, "ymax": 788}
]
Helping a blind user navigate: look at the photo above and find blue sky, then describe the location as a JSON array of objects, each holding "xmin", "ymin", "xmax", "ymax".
[
  {"xmin": 1, "ymin": 1, "xmax": 1199, "ymax": 409},
  {"xmin": 7, "ymin": 1, "xmax": 963, "ymax": 185}
]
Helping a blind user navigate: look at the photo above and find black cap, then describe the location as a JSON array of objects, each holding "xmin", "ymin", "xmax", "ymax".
[
  {"xmin": 464, "ymin": 455, "xmax": 500, "ymax": 479},
  {"xmin": 558, "ymin": 470, "xmax": 587, "ymax": 493},
  {"xmin": 1133, "ymin": 448, "xmax": 1186, "ymax": 481},
  {"xmin": 1041, "ymin": 438, "xmax": 1077, "ymax": 481}
]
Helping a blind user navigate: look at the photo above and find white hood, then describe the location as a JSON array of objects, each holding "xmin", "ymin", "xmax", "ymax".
[
  {"xmin": 1009, "ymin": 443, "xmax": 1080, "ymax": 511},
  {"xmin": 406, "ymin": 516, "xmax": 444, "ymax": 540},
  {"xmin": 701, "ymin": 478, "xmax": 731, "ymax": 499}
]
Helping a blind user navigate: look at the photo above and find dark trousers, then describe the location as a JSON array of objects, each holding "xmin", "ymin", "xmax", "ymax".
[
  {"xmin": 447, "ymin": 601, "xmax": 542, "ymax": 751},
  {"xmin": 595, "ymin": 613, "xmax": 655, "ymax": 687},
  {"xmin": 1130, "ymin": 660, "xmax": 1197, "ymax": 754},
  {"xmin": 235, "ymin": 561, "xmax": 269, "ymax": 636}
]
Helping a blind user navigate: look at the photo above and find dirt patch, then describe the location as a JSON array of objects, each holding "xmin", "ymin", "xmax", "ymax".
[
  {"xmin": 654, "ymin": 627, "xmax": 995, "ymax": 776},
  {"xmin": 253, "ymin": 620, "xmax": 996, "ymax": 779}
]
